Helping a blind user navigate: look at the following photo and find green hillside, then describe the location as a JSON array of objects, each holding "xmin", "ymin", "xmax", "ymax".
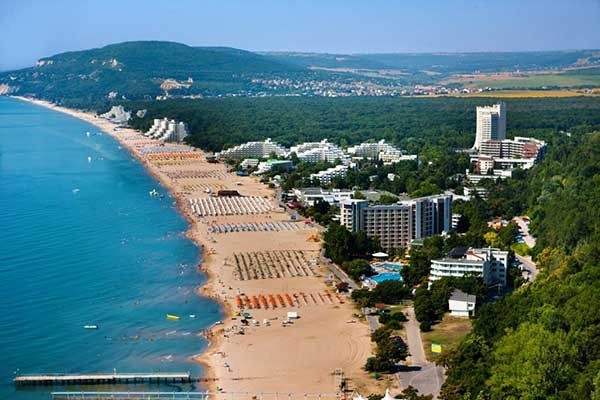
[
  {"xmin": 266, "ymin": 49, "xmax": 600, "ymax": 74},
  {"xmin": 0, "ymin": 41, "xmax": 301, "ymax": 105}
]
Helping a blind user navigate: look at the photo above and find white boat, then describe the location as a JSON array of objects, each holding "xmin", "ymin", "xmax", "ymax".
[
  {"xmin": 83, "ymin": 325, "xmax": 98, "ymax": 329},
  {"xmin": 149, "ymin": 189, "xmax": 159, "ymax": 197}
]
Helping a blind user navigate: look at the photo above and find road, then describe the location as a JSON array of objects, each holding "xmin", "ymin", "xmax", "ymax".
[
  {"xmin": 396, "ymin": 306, "xmax": 445, "ymax": 399},
  {"xmin": 365, "ymin": 312, "xmax": 381, "ymax": 332},
  {"xmin": 513, "ymin": 216, "xmax": 536, "ymax": 248},
  {"xmin": 517, "ymin": 254, "xmax": 539, "ymax": 282},
  {"xmin": 320, "ymin": 248, "xmax": 359, "ymax": 290}
]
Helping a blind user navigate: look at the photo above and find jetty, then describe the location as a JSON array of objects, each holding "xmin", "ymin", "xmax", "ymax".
[
  {"xmin": 52, "ymin": 392, "xmax": 207, "ymax": 400},
  {"xmin": 14, "ymin": 372, "xmax": 192, "ymax": 386}
]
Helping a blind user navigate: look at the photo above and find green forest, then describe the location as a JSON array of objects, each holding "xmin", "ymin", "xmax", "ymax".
[
  {"xmin": 125, "ymin": 96, "xmax": 600, "ymax": 153},
  {"xmin": 439, "ymin": 132, "xmax": 600, "ymax": 399}
]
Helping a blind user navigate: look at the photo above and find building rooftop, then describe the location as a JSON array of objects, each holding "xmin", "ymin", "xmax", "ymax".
[
  {"xmin": 450, "ymin": 289, "xmax": 476, "ymax": 304},
  {"xmin": 448, "ymin": 246, "xmax": 469, "ymax": 258}
]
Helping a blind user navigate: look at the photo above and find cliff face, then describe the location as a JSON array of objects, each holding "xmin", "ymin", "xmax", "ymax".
[{"xmin": 0, "ymin": 83, "xmax": 17, "ymax": 95}]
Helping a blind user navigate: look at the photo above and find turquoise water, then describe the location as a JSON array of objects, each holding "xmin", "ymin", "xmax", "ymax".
[
  {"xmin": 371, "ymin": 272, "xmax": 402, "ymax": 283},
  {"xmin": 0, "ymin": 97, "xmax": 221, "ymax": 399},
  {"xmin": 380, "ymin": 262, "xmax": 403, "ymax": 271}
]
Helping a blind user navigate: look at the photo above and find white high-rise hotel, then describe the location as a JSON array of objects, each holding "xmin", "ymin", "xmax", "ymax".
[{"xmin": 473, "ymin": 102, "xmax": 506, "ymax": 150}]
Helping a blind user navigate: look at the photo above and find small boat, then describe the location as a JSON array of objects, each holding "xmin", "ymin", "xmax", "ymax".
[
  {"xmin": 166, "ymin": 314, "xmax": 180, "ymax": 321},
  {"xmin": 189, "ymin": 314, "xmax": 196, "ymax": 318},
  {"xmin": 149, "ymin": 189, "xmax": 159, "ymax": 197},
  {"xmin": 85, "ymin": 131, "xmax": 90, "ymax": 137},
  {"xmin": 83, "ymin": 325, "xmax": 98, "ymax": 329}
]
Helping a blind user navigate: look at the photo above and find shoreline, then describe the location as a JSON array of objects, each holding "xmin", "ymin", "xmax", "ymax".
[
  {"xmin": 12, "ymin": 95, "xmax": 224, "ymax": 386},
  {"xmin": 12, "ymin": 96, "xmax": 387, "ymax": 397}
]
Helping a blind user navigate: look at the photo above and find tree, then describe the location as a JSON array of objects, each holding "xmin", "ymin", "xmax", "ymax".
[
  {"xmin": 342, "ymin": 259, "xmax": 373, "ymax": 281},
  {"xmin": 488, "ymin": 322, "xmax": 577, "ymax": 400}
]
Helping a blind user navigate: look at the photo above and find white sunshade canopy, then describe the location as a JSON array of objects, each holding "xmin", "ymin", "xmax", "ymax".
[{"xmin": 372, "ymin": 252, "xmax": 389, "ymax": 258}]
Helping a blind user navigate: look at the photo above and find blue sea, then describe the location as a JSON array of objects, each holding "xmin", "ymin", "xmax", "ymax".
[{"xmin": 0, "ymin": 97, "xmax": 221, "ymax": 399}]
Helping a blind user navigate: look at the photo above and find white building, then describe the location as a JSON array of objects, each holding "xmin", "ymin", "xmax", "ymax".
[
  {"xmin": 144, "ymin": 118, "xmax": 188, "ymax": 142},
  {"xmin": 291, "ymin": 140, "xmax": 348, "ymax": 164},
  {"xmin": 448, "ymin": 289, "xmax": 476, "ymax": 317},
  {"xmin": 429, "ymin": 246, "xmax": 509, "ymax": 287},
  {"xmin": 217, "ymin": 138, "xmax": 288, "ymax": 160},
  {"xmin": 479, "ymin": 136, "xmax": 546, "ymax": 161},
  {"xmin": 379, "ymin": 152, "xmax": 418, "ymax": 165},
  {"xmin": 473, "ymin": 103, "xmax": 506, "ymax": 150},
  {"xmin": 339, "ymin": 194, "xmax": 452, "ymax": 250},
  {"xmin": 293, "ymin": 187, "xmax": 354, "ymax": 206},
  {"xmin": 240, "ymin": 158, "xmax": 259, "ymax": 169},
  {"xmin": 347, "ymin": 140, "xmax": 402, "ymax": 159},
  {"xmin": 100, "ymin": 105, "xmax": 131, "ymax": 124},
  {"xmin": 309, "ymin": 164, "xmax": 350, "ymax": 185}
]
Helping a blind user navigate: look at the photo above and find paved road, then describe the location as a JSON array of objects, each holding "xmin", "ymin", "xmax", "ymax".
[
  {"xmin": 365, "ymin": 313, "xmax": 381, "ymax": 332},
  {"xmin": 320, "ymin": 248, "xmax": 359, "ymax": 290},
  {"xmin": 517, "ymin": 254, "xmax": 539, "ymax": 282},
  {"xmin": 396, "ymin": 306, "xmax": 444, "ymax": 399},
  {"xmin": 513, "ymin": 216, "xmax": 536, "ymax": 248}
]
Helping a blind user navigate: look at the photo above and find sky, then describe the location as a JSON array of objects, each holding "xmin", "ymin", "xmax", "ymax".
[{"xmin": 1, "ymin": 0, "xmax": 599, "ymax": 71}]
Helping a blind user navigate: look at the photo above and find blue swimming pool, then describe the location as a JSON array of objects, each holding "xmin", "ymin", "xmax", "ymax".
[
  {"xmin": 381, "ymin": 262, "xmax": 403, "ymax": 271},
  {"xmin": 371, "ymin": 272, "xmax": 403, "ymax": 283}
]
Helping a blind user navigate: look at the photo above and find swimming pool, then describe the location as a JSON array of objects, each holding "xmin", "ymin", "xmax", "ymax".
[
  {"xmin": 371, "ymin": 272, "xmax": 403, "ymax": 283},
  {"xmin": 380, "ymin": 262, "xmax": 403, "ymax": 271}
]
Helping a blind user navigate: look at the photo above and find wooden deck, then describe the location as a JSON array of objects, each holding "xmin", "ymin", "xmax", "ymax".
[{"xmin": 14, "ymin": 372, "xmax": 192, "ymax": 386}]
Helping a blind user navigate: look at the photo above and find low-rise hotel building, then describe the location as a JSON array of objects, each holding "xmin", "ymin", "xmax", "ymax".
[
  {"xmin": 217, "ymin": 138, "xmax": 289, "ymax": 160},
  {"xmin": 144, "ymin": 118, "xmax": 188, "ymax": 142},
  {"xmin": 429, "ymin": 246, "xmax": 509, "ymax": 287},
  {"xmin": 309, "ymin": 164, "xmax": 350, "ymax": 185}
]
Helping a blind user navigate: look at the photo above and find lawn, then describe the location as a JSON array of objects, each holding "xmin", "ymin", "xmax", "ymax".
[{"xmin": 421, "ymin": 314, "xmax": 473, "ymax": 363}]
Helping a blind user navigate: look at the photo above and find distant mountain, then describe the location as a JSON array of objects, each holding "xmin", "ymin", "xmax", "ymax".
[
  {"xmin": 260, "ymin": 52, "xmax": 390, "ymax": 70},
  {"xmin": 2, "ymin": 42, "xmax": 599, "ymax": 107},
  {"xmin": 264, "ymin": 49, "xmax": 600, "ymax": 74},
  {"xmin": 0, "ymin": 41, "xmax": 302, "ymax": 105}
]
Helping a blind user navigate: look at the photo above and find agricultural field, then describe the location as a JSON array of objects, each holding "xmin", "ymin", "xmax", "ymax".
[
  {"xmin": 451, "ymin": 89, "xmax": 600, "ymax": 98},
  {"xmin": 444, "ymin": 68, "xmax": 600, "ymax": 89}
]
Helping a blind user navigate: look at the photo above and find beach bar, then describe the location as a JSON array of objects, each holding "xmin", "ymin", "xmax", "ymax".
[{"xmin": 14, "ymin": 372, "xmax": 192, "ymax": 386}]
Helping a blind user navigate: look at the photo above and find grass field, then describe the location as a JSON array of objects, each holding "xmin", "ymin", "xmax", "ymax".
[{"xmin": 421, "ymin": 314, "xmax": 472, "ymax": 363}]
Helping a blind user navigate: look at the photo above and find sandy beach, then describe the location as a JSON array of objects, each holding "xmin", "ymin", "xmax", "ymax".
[{"xmin": 14, "ymin": 96, "xmax": 397, "ymax": 397}]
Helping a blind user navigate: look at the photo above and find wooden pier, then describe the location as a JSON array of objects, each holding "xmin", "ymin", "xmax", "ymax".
[
  {"xmin": 51, "ymin": 392, "xmax": 207, "ymax": 400},
  {"xmin": 14, "ymin": 372, "xmax": 192, "ymax": 386}
]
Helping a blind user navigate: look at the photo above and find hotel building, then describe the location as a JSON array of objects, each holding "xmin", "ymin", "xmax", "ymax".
[
  {"xmin": 429, "ymin": 246, "xmax": 509, "ymax": 287},
  {"xmin": 339, "ymin": 194, "xmax": 452, "ymax": 250},
  {"xmin": 473, "ymin": 103, "xmax": 506, "ymax": 150},
  {"xmin": 217, "ymin": 138, "xmax": 288, "ymax": 160}
]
